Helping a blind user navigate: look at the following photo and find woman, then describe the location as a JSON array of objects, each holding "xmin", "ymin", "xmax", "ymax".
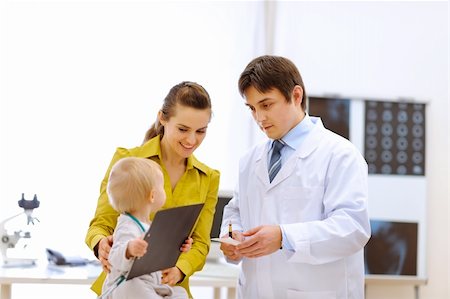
[{"xmin": 85, "ymin": 81, "xmax": 220, "ymax": 298}]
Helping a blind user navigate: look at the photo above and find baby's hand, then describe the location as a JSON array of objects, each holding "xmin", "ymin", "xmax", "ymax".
[
  {"xmin": 126, "ymin": 238, "xmax": 148, "ymax": 259},
  {"xmin": 180, "ymin": 237, "xmax": 193, "ymax": 252}
]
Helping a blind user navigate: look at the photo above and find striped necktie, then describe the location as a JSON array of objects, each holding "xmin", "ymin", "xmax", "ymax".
[{"xmin": 268, "ymin": 140, "xmax": 285, "ymax": 183}]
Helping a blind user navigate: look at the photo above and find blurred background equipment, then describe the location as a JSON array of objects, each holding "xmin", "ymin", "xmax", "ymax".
[{"xmin": 1, "ymin": 193, "xmax": 40, "ymax": 267}]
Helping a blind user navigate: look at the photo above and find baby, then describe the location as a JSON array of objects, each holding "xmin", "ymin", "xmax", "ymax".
[{"xmin": 102, "ymin": 157, "xmax": 190, "ymax": 299}]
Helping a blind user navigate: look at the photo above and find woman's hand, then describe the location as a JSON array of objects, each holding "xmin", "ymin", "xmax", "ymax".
[
  {"xmin": 161, "ymin": 266, "xmax": 185, "ymax": 286},
  {"xmin": 180, "ymin": 237, "xmax": 193, "ymax": 252},
  {"xmin": 98, "ymin": 235, "xmax": 113, "ymax": 273}
]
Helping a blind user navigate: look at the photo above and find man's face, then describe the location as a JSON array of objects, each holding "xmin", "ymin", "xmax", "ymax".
[{"xmin": 244, "ymin": 86, "xmax": 304, "ymax": 140}]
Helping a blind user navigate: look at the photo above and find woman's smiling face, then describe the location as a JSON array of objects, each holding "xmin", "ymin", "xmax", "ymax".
[{"xmin": 160, "ymin": 103, "xmax": 211, "ymax": 159}]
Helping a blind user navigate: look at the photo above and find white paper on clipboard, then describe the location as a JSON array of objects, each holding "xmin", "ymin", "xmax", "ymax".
[{"xmin": 211, "ymin": 237, "xmax": 241, "ymax": 246}]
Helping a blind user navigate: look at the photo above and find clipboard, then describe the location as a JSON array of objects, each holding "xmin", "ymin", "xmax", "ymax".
[{"xmin": 126, "ymin": 203, "xmax": 204, "ymax": 280}]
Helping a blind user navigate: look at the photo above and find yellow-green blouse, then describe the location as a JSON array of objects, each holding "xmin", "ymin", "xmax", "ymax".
[{"xmin": 85, "ymin": 135, "xmax": 220, "ymax": 298}]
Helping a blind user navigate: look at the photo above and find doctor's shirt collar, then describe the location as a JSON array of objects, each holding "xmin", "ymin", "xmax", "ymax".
[{"xmin": 274, "ymin": 113, "xmax": 314, "ymax": 151}]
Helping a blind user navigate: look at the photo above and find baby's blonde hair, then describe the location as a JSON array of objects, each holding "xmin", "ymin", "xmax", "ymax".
[{"xmin": 107, "ymin": 157, "xmax": 162, "ymax": 214}]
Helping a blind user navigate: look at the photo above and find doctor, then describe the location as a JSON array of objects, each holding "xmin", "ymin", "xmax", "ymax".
[{"xmin": 220, "ymin": 55, "xmax": 371, "ymax": 299}]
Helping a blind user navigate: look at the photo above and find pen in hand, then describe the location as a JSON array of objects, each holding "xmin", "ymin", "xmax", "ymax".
[{"xmin": 228, "ymin": 222, "xmax": 233, "ymax": 239}]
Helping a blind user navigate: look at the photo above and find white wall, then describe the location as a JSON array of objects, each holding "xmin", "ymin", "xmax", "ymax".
[
  {"xmin": 0, "ymin": 0, "xmax": 263, "ymax": 257},
  {"xmin": 271, "ymin": 2, "xmax": 448, "ymax": 299}
]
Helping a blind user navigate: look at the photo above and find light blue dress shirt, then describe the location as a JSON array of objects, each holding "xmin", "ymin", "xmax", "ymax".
[{"xmin": 269, "ymin": 114, "xmax": 315, "ymax": 250}]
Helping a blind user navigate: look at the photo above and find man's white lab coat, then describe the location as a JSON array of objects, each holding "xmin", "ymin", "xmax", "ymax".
[{"xmin": 222, "ymin": 117, "xmax": 371, "ymax": 299}]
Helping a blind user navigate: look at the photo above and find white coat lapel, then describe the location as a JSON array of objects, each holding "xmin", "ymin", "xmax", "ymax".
[
  {"xmin": 267, "ymin": 154, "xmax": 298, "ymax": 189},
  {"xmin": 268, "ymin": 120, "xmax": 326, "ymax": 189},
  {"xmin": 255, "ymin": 143, "xmax": 270, "ymax": 187}
]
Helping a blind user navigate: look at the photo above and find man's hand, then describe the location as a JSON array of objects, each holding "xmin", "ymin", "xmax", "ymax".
[
  {"xmin": 236, "ymin": 225, "xmax": 282, "ymax": 258},
  {"xmin": 98, "ymin": 235, "xmax": 113, "ymax": 273},
  {"xmin": 161, "ymin": 266, "xmax": 184, "ymax": 286},
  {"xmin": 220, "ymin": 231, "xmax": 245, "ymax": 262}
]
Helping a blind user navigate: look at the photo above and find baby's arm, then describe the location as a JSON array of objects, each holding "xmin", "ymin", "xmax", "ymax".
[
  {"xmin": 126, "ymin": 237, "xmax": 148, "ymax": 259},
  {"xmin": 109, "ymin": 224, "xmax": 142, "ymax": 272}
]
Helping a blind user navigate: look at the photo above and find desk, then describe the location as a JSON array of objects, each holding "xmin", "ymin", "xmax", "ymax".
[
  {"xmin": 0, "ymin": 261, "xmax": 239, "ymax": 299},
  {"xmin": 1, "ymin": 264, "xmax": 430, "ymax": 299},
  {"xmin": 0, "ymin": 262, "xmax": 98, "ymax": 299},
  {"xmin": 365, "ymin": 275, "xmax": 428, "ymax": 299}
]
